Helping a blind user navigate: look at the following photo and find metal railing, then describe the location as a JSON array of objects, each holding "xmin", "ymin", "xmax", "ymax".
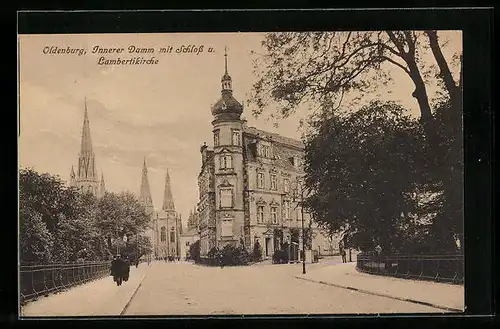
[
  {"xmin": 20, "ymin": 261, "xmax": 111, "ymax": 304},
  {"xmin": 356, "ymin": 253, "xmax": 464, "ymax": 284}
]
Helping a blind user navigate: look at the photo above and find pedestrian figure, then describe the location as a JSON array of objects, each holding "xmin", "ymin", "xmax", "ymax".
[
  {"xmin": 122, "ymin": 256, "xmax": 130, "ymax": 282},
  {"xmin": 111, "ymin": 255, "xmax": 124, "ymax": 286},
  {"xmin": 341, "ymin": 248, "xmax": 347, "ymax": 263}
]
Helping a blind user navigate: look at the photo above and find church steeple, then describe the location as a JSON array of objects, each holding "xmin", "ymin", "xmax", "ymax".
[
  {"xmin": 139, "ymin": 157, "xmax": 154, "ymax": 211},
  {"xmin": 162, "ymin": 169, "xmax": 175, "ymax": 212},
  {"xmin": 77, "ymin": 97, "xmax": 97, "ymax": 181}
]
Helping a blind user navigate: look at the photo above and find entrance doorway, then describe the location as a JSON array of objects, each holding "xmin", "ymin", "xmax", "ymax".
[{"xmin": 265, "ymin": 238, "xmax": 271, "ymax": 257}]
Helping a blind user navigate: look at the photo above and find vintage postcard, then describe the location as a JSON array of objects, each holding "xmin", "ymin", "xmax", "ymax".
[{"xmin": 18, "ymin": 31, "xmax": 464, "ymax": 317}]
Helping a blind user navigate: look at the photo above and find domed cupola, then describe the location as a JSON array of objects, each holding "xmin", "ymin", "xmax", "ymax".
[{"xmin": 211, "ymin": 47, "xmax": 244, "ymax": 120}]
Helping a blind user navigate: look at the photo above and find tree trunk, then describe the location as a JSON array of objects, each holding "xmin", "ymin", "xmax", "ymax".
[
  {"xmin": 386, "ymin": 31, "xmax": 433, "ymax": 122},
  {"xmin": 425, "ymin": 30, "xmax": 462, "ymax": 110}
]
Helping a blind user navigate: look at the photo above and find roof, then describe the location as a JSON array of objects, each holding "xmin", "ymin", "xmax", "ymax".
[
  {"xmin": 244, "ymin": 126, "xmax": 304, "ymax": 149},
  {"xmin": 211, "ymin": 91, "xmax": 243, "ymax": 117}
]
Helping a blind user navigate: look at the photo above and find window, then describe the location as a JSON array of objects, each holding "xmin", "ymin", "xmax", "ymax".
[
  {"xmin": 283, "ymin": 200, "xmax": 290, "ymax": 219},
  {"xmin": 283, "ymin": 178, "xmax": 290, "ymax": 193},
  {"xmin": 270, "ymin": 174, "xmax": 277, "ymax": 190},
  {"xmin": 232, "ymin": 131, "xmax": 241, "ymax": 146},
  {"xmin": 170, "ymin": 229, "xmax": 175, "ymax": 243},
  {"xmin": 214, "ymin": 131, "xmax": 220, "ymax": 146},
  {"xmin": 221, "ymin": 219, "xmax": 233, "ymax": 237},
  {"xmin": 219, "ymin": 154, "xmax": 233, "ymax": 169},
  {"xmin": 220, "ymin": 188, "xmax": 233, "ymax": 208},
  {"xmin": 257, "ymin": 172, "xmax": 264, "ymax": 188},
  {"xmin": 257, "ymin": 206, "xmax": 265, "ymax": 223},
  {"xmin": 271, "ymin": 206, "xmax": 278, "ymax": 224},
  {"xmin": 161, "ymin": 227, "xmax": 166, "ymax": 242},
  {"xmin": 296, "ymin": 206, "xmax": 303, "ymax": 221}
]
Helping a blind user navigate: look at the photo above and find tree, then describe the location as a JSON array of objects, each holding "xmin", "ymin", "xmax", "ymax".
[
  {"xmin": 189, "ymin": 240, "xmax": 201, "ymax": 262},
  {"xmin": 96, "ymin": 191, "xmax": 150, "ymax": 246},
  {"xmin": 251, "ymin": 31, "xmax": 463, "ymax": 254},
  {"xmin": 251, "ymin": 31, "xmax": 461, "ymax": 123},
  {"xmin": 303, "ymin": 101, "xmax": 423, "ymax": 253},
  {"xmin": 19, "ymin": 206, "xmax": 53, "ymax": 263}
]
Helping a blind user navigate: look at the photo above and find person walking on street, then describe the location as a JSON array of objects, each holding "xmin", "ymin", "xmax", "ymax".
[
  {"xmin": 111, "ymin": 255, "xmax": 124, "ymax": 286},
  {"xmin": 122, "ymin": 256, "xmax": 131, "ymax": 282},
  {"xmin": 341, "ymin": 247, "xmax": 347, "ymax": 263}
]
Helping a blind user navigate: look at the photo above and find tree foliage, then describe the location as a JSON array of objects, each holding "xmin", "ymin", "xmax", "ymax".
[
  {"xmin": 19, "ymin": 168, "xmax": 151, "ymax": 264},
  {"xmin": 251, "ymin": 31, "xmax": 463, "ymax": 255}
]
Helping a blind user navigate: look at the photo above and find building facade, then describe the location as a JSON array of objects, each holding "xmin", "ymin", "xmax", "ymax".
[
  {"xmin": 197, "ymin": 52, "xmax": 339, "ymax": 258},
  {"xmin": 139, "ymin": 160, "xmax": 182, "ymax": 260},
  {"xmin": 69, "ymin": 98, "xmax": 106, "ymax": 198}
]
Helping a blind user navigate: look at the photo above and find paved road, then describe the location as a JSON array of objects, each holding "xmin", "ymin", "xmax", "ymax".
[{"xmin": 124, "ymin": 262, "xmax": 441, "ymax": 315}]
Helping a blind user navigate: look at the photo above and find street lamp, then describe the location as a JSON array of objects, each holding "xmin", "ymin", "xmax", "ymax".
[{"xmin": 293, "ymin": 178, "xmax": 306, "ymax": 275}]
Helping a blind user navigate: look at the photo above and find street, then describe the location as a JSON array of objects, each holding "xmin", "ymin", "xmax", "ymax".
[
  {"xmin": 124, "ymin": 261, "xmax": 441, "ymax": 315},
  {"xmin": 22, "ymin": 259, "xmax": 458, "ymax": 317}
]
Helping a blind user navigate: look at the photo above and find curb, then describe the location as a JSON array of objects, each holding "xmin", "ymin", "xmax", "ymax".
[
  {"xmin": 294, "ymin": 276, "xmax": 463, "ymax": 313},
  {"xmin": 120, "ymin": 268, "xmax": 149, "ymax": 315}
]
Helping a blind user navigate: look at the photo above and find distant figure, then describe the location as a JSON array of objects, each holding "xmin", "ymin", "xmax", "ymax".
[
  {"xmin": 122, "ymin": 256, "xmax": 130, "ymax": 282},
  {"xmin": 111, "ymin": 255, "xmax": 124, "ymax": 286},
  {"xmin": 341, "ymin": 248, "xmax": 347, "ymax": 263}
]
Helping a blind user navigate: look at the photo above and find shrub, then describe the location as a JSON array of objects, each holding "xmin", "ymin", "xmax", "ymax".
[
  {"xmin": 189, "ymin": 240, "xmax": 201, "ymax": 262},
  {"xmin": 272, "ymin": 249, "xmax": 289, "ymax": 264},
  {"xmin": 251, "ymin": 240, "xmax": 263, "ymax": 262}
]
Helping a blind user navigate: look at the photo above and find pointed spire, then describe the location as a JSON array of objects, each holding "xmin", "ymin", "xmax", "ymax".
[
  {"xmin": 70, "ymin": 166, "xmax": 76, "ymax": 186},
  {"xmin": 224, "ymin": 46, "xmax": 228, "ymax": 74},
  {"xmin": 221, "ymin": 47, "xmax": 232, "ymax": 92},
  {"xmin": 139, "ymin": 158, "xmax": 153, "ymax": 209},
  {"xmin": 99, "ymin": 172, "xmax": 106, "ymax": 197},
  {"xmin": 162, "ymin": 169, "xmax": 175, "ymax": 212},
  {"xmin": 77, "ymin": 97, "xmax": 97, "ymax": 183},
  {"xmin": 81, "ymin": 97, "xmax": 93, "ymax": 154}
]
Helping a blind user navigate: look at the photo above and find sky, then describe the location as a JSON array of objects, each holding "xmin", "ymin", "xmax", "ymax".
[{"xmin": 18, "ymin": 31, "xmax": 461, "ymax": 226}]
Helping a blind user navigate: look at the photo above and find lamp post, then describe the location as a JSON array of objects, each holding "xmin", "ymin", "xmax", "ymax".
[{"xmin": 293, "ymin": 178, "xmax": 306, "ymax": 275}]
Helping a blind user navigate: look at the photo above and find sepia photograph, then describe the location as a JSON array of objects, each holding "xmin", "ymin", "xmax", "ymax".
[{"xmin": 18, "ymin": 30, "xmax": 464, "ymax": 317}]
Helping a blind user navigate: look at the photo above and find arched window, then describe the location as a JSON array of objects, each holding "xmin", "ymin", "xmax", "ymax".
[
  {"xmin": 161, "ymin": 227, "xmax": 166, "ymax": 242},
  {"xmin": 170, "ymin": 227, "xmax": 175, "ymax": 243}
]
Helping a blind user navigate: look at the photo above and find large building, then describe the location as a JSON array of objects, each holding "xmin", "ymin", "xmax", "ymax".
[
  {"xmin": 139, "ymin": 159, "xmax": 182, "ymax": 260},
  {"xmin": 197, "ymin": 51, "xmax": 338, "ymax": 259},
  {"xmin": 69, "ymin": 98, "xmax": 106, "ymax": 198}
]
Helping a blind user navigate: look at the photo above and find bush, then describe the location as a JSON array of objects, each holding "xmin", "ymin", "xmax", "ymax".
[
  {"xmin": 219, "ymin": 244, "xmax": 250, "ymax": 266},
  {"xmin": 272, "ymin": 249, "xmax": 289, "ymax": 264},
  {"xmin": 251, "ymin": 241, "xmax": 263, "ymax": 262},
  {"xmin": 189, "ymin": 240, "xmax": 201, "ymax": 262}
]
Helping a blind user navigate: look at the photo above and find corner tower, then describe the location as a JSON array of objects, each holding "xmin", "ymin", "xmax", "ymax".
[{"xmin": 210, "ymin": 48, "xmax": 245, "ymax": 249}]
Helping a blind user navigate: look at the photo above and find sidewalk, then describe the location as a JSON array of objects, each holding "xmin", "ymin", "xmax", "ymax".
[
  {"xmin": 295, "ymin": 262, "xmax": 464, "ymax": 312},
  {"xmin": 21, "ymin": 263, "xmax": 151, "ymax": 317}
]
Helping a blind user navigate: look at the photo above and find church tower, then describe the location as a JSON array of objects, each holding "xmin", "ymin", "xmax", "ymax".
[
  {"xmin": 156, "ymin": 169, "xmax": 181, "ymax": 259},
  {"xmin": 139, "ymin": 157, "xmax": 154, "ymax": 216},
  {"xmin": 70, "ymin": 98, "xmax": 104, "ymax": 197},
  {"xmin": 210, "ymin": 47, "xmax": 246, "ymax": 249}
]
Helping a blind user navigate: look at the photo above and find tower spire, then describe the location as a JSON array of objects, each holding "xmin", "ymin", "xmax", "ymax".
[
  {"xmin": 224, "ymin": 46, "xmax": 228, "ymax": 74},
  {"xmin": 139, "ymin": 157, "xmax": 154, "ymax": 211},
  {"xmin": 221, "ymin": 47, "xmax": 232, "ymax": 92},
  {"xmin": 162, "ymin": 169, "xmax": 175, "ymax": 212},
  {"xmin": 77, "ymin": 97, "xmax": 97, "ymax": 184}
]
